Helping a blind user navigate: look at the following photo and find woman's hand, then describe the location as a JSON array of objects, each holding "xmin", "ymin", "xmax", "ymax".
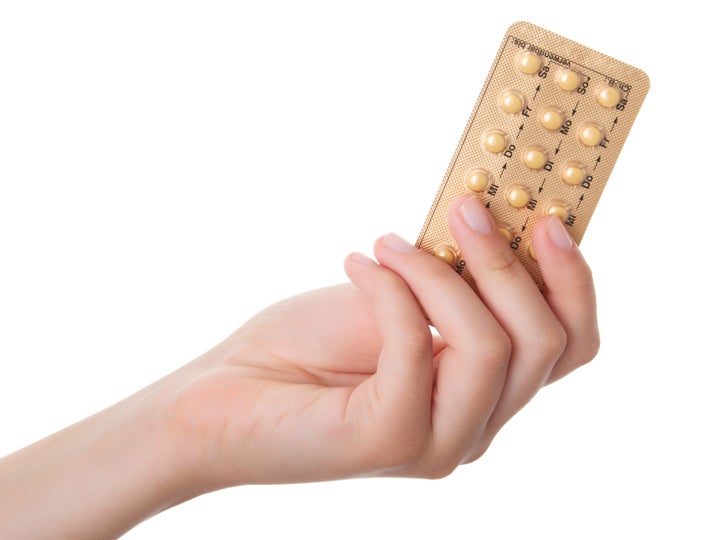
[
  {"xmin": 173, "ymin": 195, "xmax": 599, "ymax": 489},
  {"xmin": 0, "ymin": 196, "xmax": 599, "ymax": 539}
]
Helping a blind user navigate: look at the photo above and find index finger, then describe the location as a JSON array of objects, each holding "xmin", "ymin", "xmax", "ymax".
[{"xmin": 373, "ymin": 233, "xmax": 510, "ymax": 471}]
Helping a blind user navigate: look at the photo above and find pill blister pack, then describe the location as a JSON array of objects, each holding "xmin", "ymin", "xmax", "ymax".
[{"xmin": 416, "ymin": 21, "xmax": 650, "ymax": 291}]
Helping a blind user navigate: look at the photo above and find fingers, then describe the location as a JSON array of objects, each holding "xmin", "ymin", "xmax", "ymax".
[
  {"xmin": 370, "ymin": 234, "xmax": 510, "ymax": 474},
  {"xmin": 343, "ymin": 251, "xmax": 435, "ymax": 465},
  {"xmin": 448, "ymin": 196, "xmax": 567, "ymax": 445},
  {"xmin": 343, "ymin": 198, "xmax": 599, "ymax": 475},
  {"xmin": 530, "ymin": 215, "xmax": 600, "ymax": 383}
]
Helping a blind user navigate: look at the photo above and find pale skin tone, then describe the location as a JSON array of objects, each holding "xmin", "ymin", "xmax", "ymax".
[{"xmin": 0, "ymin": 196, "xmax": 599, "ymax": 539}]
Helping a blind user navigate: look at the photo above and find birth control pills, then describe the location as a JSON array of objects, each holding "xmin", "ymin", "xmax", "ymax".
[{"xmin": 416, "ymin": 21, "xmax": 650, "ymax": 291}]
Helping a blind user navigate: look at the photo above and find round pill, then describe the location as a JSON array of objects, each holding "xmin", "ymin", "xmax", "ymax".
[
  {"xmin": 483, "ymin": 130, "xmax": 507, "ymax": 153},
  {"xmin": 432, "ymin": 244, "xmax": 457, "ymax": 266},
  {"xmin": 596, "ymin": 84, "xmax": 621, "ymax": 108},
  {"xmin": 466, "ymin": 168, "xmax": 490, "ymax": 192},
  {"xmin": 561, "ymin": 161, "xmax": 586, "ymax": 185},
  {"xmin": 556, "ymin": 69, "xmax": 581, "ymax": 91},
  {"xmin": 578, "ymin": 122, "xmax": 604, "ymax": 147},
  {"xmin": 517, "ymin": 51, "xmax": 542, "ymax": 75},
  {"xmin": 522, "ymin": 146, "xmax": 547, "ymax": 170},
  {"xmin": 497, "ymin": 223, "xmax": 513, "ymax": 243},
  {"xmin": 506, "ymin": 185, "xmax": 531, "ymax": 208},
  {"xmin": 528, "ymin": 242, "xmax": 537, "ymax": 261},
  {"xmin": 539, "ymin": 107, "xmax": 565, "ymax": 131},
  {"xmin": 545, "ymin": 200, "xmax": 570, "ymax": 222},
  {"xmin": 500, "ymin": 90, "xmax": 525, "ymax": 114}
]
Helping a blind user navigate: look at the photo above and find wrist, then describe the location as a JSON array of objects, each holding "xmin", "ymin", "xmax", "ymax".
[{"xmin": 0, "ymin": 374, "xmax": 198, "ymax": 539}]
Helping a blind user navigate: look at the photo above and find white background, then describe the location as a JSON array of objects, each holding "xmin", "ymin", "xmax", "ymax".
[{"xmin": 1, "ymin": 1, "xmax": 717, "ymax": 538}]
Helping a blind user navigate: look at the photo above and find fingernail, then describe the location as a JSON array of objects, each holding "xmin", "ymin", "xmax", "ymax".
[
  {"xmin": 547, "ymin": 215, "xmax": 574, "ymax": 250},
  {"xmin": 460, "ymin": 196, "xmax": 494, "ymax": 234},
  {"xmin": 350, "ymin": 252, "xmax": 376, "ymax": 265},
  {"xmin": 381, "ymin": 233, "xmax": 417, "ymax": 253}
]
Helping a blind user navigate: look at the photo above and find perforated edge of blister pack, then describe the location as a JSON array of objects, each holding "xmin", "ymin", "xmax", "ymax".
[{"xmin": 416, "ymin": 21, "xmax": 650, "ymax": 291}]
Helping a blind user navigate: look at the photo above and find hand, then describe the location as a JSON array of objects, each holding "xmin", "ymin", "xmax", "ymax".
[
  {"xmin": 0, "ymin": 195, "xmax": 599, "ymax": 539},
  {"xmin": 173, "ymin": 195, "xmax": 599, "ymax": 488}
]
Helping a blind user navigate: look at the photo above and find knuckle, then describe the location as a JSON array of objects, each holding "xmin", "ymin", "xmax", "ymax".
[
  {"xmin": 463, "ymin": 442, "xmax": 491, "ymax": 465},
  {"xmin": 568, "ymin": 259, "xmax": 596, "ymax": 297},
  {"xmin": 488, "ymin": 331, "xmax": 513, "ymax": 360},
  {"xmin": 544, "ymin": 323, "xmax": 569, "ymax": 360},
  {"xmin": 370, "ymin": 428, "xmax": 429, "ymax": 471},
  {"xmin": 588, "ymin": 331, "xmax": 601, "ymax": 360},
  {"xmin": 462, "ymin": 438, "xmax": 492, "ymax": 465},
  {"xmin": 473, "ymin": 332, "xmax": 512, "ymax": 373},
  {"xmin": 485, "ymin": 245, "xmax": 524, "ymax": 275},
  {"xmin": 421, "ymin": 459, "xmax": 459, "ymax": 480},
  {"xmin": 400, "ymin": 325, "xmax": 433, "ymax": 357},
  {"xmin": 576, "ymin": 330, "xmax": 601, "ymax": 367},
  {"xmin": 530, "ymin": 321, "xmax": 568, "ymax": 365}
]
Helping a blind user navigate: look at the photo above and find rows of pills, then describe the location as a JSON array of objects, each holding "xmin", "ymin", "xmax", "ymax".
[{"xmin": 416, "ymin": 21, "xmax": 650, "ymax": 291}]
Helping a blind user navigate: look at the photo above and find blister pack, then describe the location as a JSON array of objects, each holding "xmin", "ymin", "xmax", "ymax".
[{"xmin": 416, "ymin": 21, "xmax": 650, "ymax": 290}]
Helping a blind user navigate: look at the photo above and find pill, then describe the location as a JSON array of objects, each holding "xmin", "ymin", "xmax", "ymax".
[
  {"xmin": 500, "ymin": 90, "xmax": 525, "ymax": 114},
  {"xmin": 528, "ymin": 242, "xmax": 537, "ymax": 261},
  {"xmin": 578, "ymin": 122, "xmax": 604, "ymax": 147},
  {"xmin": 506, "ymin": 185, "xmax": 531, "ymax": 208},
  {"xmin": 415, "ymin": 22, "xmax": 650, "ymax": 293},
  {"xmin": 517, "ymin": 51, "xmax": 542, "ymax": 75},
  {"xmin": 466, "ymin": 168, "xmax": 491, "ymax": 192},
  {"xmin": 432, "ymin": 244, "xmax": 458, "ymax": 266},
  {"xmin": 498, "ymin": 227, "xmax": 513, "ymax": 243},
  {"xmin": 545, "ymin": 200, "xmax": 570, "ymax": 222},
  {"xmin": 596, "ymin": 84, "xmax": 621, "ymax": 108},
  {"xmin": 561, "ymin": 161, "xmax": 586, "ymax": 185},
  {"xmin": 483, "ymin": 130, "xmax": 508, "ymax": 153},
  {"xmin": 539, "ymin": 106, "xmax": 565, "ymax": 131},
  {"xmin": 522, "ymin": 146, "xmax": 547, "ymax": 170},
  {"xmin": 556, "ymin": 69, "xmax": 581, "ymax": 91}
]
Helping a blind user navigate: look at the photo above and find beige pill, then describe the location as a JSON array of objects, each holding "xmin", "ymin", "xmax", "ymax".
[
  {"xmin": 506, "ymin": 185, "xmax": 531, "ymax": 208},
  {"xmin": 596, "ymin": 84, "xmax": 621, "ymax": 108},
  {"xmin": 432, "ymin": 244, "xmax": 457, "ymax": 266},
  {"xmin": 517, "ymin": 51, "xmax": 542, "ymax": 75},
  {"xmin": 545, "ymin": 200, "xmax": 570, "ymax": 222},
  {"xmin": 539, "ymin": 107, "xmax": 565, "ymax": 131},
  {"xmin": 500, "ymin": 90, "xmax": 525, "ymax": 114},
  {"xmin": 556, "ymin": 69, "xmax": 581, "ymax": 91},
  {"xmin": 466, "ymin": 168, "xmax": 491, "ymax": 192},
  {"xmin": 578, "ymin": 122, "xmax": 604, "ymax": 147},
  {"xmin": 484, "ymin": 130, "xmax": 508, "ymax": 153},
  {"xmin": 522, "ymin": 146, "xmax": 547, "ymax": 170},
  {"xmin": 561, "ymin": 161, "xmax": 586, "ymax": 185},
  {"xmin": 497, "ymin": 223, "xmax": 513, "ymax": 243},
  {"xmin": 528, "ymin": 242, "xmax": 537, "ymax": 261}
]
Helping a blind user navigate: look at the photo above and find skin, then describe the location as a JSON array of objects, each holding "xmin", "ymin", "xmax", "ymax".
[{"xmin": 0, "ymin": 196, "xmax": 599, "ymax": 539}]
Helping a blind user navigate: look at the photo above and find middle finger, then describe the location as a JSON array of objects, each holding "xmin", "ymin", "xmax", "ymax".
[{"xmin": 447, "ymin": 195, "xmax": 567, "ymax": 447}]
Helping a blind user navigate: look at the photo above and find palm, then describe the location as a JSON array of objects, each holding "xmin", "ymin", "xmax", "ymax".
[
  {"xmin": 177, "ymin": 283, "xmax": 421, "ymax": 485},
  {"xmin": 234, "ymin": 283, "xmax": 386, "ymax": 385}
]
